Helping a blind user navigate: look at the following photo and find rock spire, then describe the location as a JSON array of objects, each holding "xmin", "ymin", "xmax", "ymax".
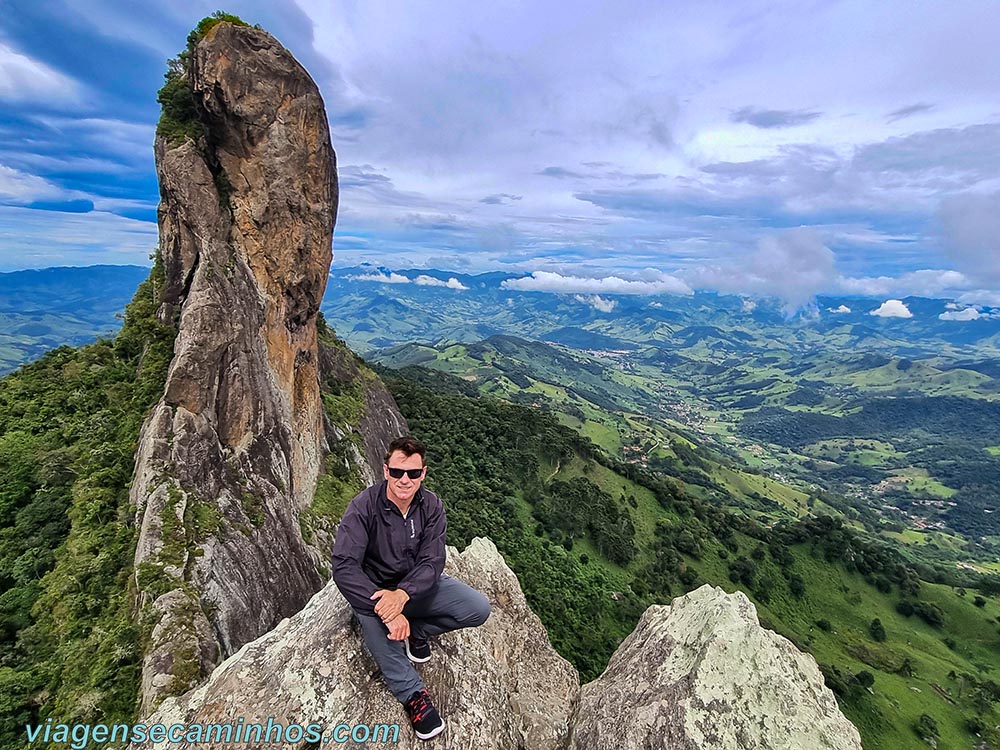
[{"xmin": 131, "ymin": 19, "xmax": 404, "ymax": 713}]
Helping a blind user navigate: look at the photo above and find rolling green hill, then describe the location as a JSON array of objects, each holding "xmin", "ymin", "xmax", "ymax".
[
  {"xmin": 379, "ymin": 364, "xmax": 1000, "ymax": 750},
  {"xmin": 374, "ymin": 332, "xmax": 1000, "ymax": 572},
  {"xmin": 0, "ymin": 266, "xmax": 149, "ymax": 375}
]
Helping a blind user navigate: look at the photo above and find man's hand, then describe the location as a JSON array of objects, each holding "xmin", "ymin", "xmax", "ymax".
[
  {"xmin": 371, "ymin": 588, "xmax": 410, "ymax": 622},
  {"xmin": 385, "ymin": 613, "xmax": 410, "ymax": 641}
]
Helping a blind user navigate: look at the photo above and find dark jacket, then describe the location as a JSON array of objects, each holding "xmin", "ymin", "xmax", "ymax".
[{"xmin": 331, "ymin": 481, "xmax": 447, "ymax": 614}]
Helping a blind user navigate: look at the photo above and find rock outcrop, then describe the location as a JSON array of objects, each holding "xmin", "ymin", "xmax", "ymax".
[
  {"xmin": 570, "ymin": 585, "xmax": 863, "ymax": 750},
  {"xmin": 137, "ymin": 539, "xmax": 580, "ymax": 750},
  {"xmin": 136, "ymin": 545, "xmax": 860, "ymax": 750},
  {"xmin": 131, "ymin": 21, "xmax": 405, "ymax": 713}
]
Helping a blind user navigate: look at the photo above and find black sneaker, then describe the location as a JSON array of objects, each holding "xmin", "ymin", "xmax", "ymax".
[
  {"xmin": 405, "ymin": 635, "xmax": 432, "ymax": 663},
  {"xmin": 404, "ymin": 689, "xmax": 444, "ymax": 740}
]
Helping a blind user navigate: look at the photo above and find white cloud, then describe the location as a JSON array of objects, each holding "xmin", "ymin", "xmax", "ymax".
[
  {"xmin": 837, "ymin": 276, "xmax": 891, "ymax": 296},
  {"xmin": 0, "ymin": 43, "xmax": 79, "ymax": 103},
  {"xmin": 0, "ymin": 164, "xmax": 71, "ymax": 203},
  {"xmin": 741, "ymin": 298, "xmax": 756, "ymax": 312},
  {"xmin": 838, "ymin": 269, "xmax": 971, "ymax": 297},
  {"xmin": 684, "ymin": 228, "xmax": 835, "ymax": 314},
  {"xmin": 6, "ymin": 1, "xmax": 1000, "ymax": 289},
  {"xmin": 574, "ymin": 294, "xmax": 617, "ymax": 312},
  {"xmin": 649, "ymin": 301, "xmax": 663, "ymax": 308},
  {"xmin": 33, "ymin": 117, "xmax": 156, "ymax": 163},
  {"xmin": 870, "ymin": 299, "xmax": 913, "ymax": 318},
  {"xmin": 940, "ymin": 192, "xmax": 1000, "ymax": 286},
  {"xmin": 939, "ymin": 307, "xmax": 981, "ymax": 321},
  {"xmin": 957, "ymin": 290, "xmax": 1000, "ymax": 307},
  {"xmin": 348, "ymin": 271, "xmax": 411, "ymax": 284},
  {"xmin": 414, "ymin": 275, "xmax": 469, "ymax": 290},
  {"xmin": 898, "ymin": 269, "xmax": 969, "ymax": 294},
  {"xmin": 502, "ymin": 270, "xmax": 691, "ymax": 295},
  {"xmin": 829, "ymin": 304, "xmax": 851, "ymax": 313},
  {"xmin": 0, "ymin": 205, "xmax": 156, "ymax": 270},
  {"xmin": 291, "ymin": 1, "xmax": 1000, "ymax": 285},
  {"xmin": 345, "ymin": 270, "xmax": 470, "ymax": 290}
]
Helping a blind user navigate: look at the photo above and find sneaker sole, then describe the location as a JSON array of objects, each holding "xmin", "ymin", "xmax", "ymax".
[
  {"xmin": 415, "ymin": 721, "xmax": 444, "ymax": 741},
  {"xmin": 405, "ymin": 640, "xmax": 431, "ymax": 663}
]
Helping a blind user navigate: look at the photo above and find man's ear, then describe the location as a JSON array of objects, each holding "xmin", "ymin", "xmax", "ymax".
[{"xmin": 382, "ymin": 463, "xmax": 389, "ymax": 480}]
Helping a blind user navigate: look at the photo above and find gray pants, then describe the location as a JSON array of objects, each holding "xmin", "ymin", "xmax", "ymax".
[{"xmin": 354, "ymin": 575, "xmax": 491, "ymax": 702}]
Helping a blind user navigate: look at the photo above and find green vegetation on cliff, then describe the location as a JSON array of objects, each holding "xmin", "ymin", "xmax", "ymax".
[
  {"xmin": 0, "ymin": 258, "xmax": 175, "ymax": 747},
  {"xmin": 1, "ymin": 290, "xmax": 998, "ymax": 750},
  {"xmin": 156, "ymin": 12, "xmax": 252, "ymax": 145}
]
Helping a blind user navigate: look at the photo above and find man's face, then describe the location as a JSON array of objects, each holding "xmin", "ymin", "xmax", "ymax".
[{"xmin": 384, "ymin": 450, "xmax": 426, "ymax": 504}]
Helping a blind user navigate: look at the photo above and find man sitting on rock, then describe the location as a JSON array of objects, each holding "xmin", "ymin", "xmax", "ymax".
[{"xmin": 332, "ymin": 435, "xmax": 491, "ymax": 741}]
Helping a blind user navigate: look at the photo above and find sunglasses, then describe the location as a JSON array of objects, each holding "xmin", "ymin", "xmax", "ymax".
[{"xmin": 387, "ymin": 466, "xmax": 425, "ymax": 479}]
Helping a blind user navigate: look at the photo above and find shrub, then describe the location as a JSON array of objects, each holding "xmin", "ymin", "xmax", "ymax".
[
  {"xmin": 156, "ymin": 12, "xmax": 253, "ymax": 145},
  {"xmin": 789, "ymin": 574, "xmax": 806, "ymax": 598},
  {"xmin": 869, "ymin": 618, "xmax": 886, "ymax": 642},
  {"xmin": 915, "ymin": 714, "xmax": 939, "ymax": 742},
  {"xmin": 966, "ymin": 715, "xmax": 985, "ymax": 735}
]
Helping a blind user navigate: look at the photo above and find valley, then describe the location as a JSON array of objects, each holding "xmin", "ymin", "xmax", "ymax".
[{"xmin": 2, "ymin": 265, "xmax": 999, "ymax": 749}]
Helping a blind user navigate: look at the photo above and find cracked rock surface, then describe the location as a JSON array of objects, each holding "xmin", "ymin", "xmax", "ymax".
[{"xmin": 135, "ymin": 548, "xmax": 861, "ymax": 750}]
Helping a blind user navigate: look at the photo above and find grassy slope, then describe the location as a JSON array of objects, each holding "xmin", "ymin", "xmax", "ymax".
[
  {"xmin": 375, "ymin": 335, "xmax": 1000, "ymax": 576},
  {"xmin": 376, "ymin": 340, "xmax": 820, "ymax": 526},
  {"xmin": 553, "ymin": 446, "xmax": 1000, "ymax": 748},
  {"xmin": 410, "ymin": 366, "xmax": 1000, "ymax": 750},
  {"xmin": 761, "ymin": 552, "xmax": 999, "ymax": 749},
  {"xmin": 383, "ymin": 362, "xmax": 1000, "ymax": 750}
]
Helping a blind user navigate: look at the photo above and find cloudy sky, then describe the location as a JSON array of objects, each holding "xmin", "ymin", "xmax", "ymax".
[{"xmin": 2, "ymin": 0, "xmax": 999, "ymax": 308}]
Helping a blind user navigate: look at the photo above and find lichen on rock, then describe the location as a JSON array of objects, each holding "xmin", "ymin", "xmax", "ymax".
[
  {"xmin": 569, "ymin": 585, "xmax": 863, "ymax": 750},
  {"xmin": 134, "ymin": 550, "xmax": 862, "ymax": 750},
  {"xmin": 135, "ymin": 539, "xmax": 579, "ymax": 750}
]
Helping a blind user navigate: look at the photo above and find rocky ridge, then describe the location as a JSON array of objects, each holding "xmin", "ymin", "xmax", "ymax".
[
  {"xmin": 570, "ymin": 585, "xmax": 863, "ymax": 750},
  {"xmin": 137, "ymin": 540, "xmax": 861, "ymax": 750}
]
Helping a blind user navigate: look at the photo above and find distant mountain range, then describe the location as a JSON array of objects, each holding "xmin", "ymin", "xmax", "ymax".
[
  {"xmin": 322, "ymin": 265, "xmax": 1000, "ymax": 360},
  {"xmin": 0, "ymin": 265, "xmax": 149, "ymax": 374},
  {"xmin": 3, "ymin": 263, "xmax": 1000, "ymax": 376}
]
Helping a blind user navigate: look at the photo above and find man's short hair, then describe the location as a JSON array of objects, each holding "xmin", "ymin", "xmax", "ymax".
[{"xmin": 385, "ymin": 436, "xmax": 426, "ymax": 464}]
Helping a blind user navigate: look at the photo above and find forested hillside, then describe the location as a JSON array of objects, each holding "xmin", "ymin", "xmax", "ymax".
[
  {"xmin": 0, "ymin": 260, "xmax": 175, "ymax": 744},
  {"xmin": 379, "ymin": 364, "xmax": 1000, "ymax": 750}
]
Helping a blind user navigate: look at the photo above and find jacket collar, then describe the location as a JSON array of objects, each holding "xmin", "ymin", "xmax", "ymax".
[{"xmin": 378, "ymin": 480, "xmax": 424, "ymax": 514}]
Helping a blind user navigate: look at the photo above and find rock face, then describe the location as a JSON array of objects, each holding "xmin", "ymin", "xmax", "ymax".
[
  {"xmin": 135, "ymin": 548, "xmax": 861, "ymax": 750},
  {"xmin": 569, "ymin": 585, "xmax": 863, "ymax": 750},
  {"xmin": 131, "ymin": 21, "xmax": 405, "ymax": 713},
  {"xmin": 136, "ymin": 539, "xmax": 580, "ymax": 750}
]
